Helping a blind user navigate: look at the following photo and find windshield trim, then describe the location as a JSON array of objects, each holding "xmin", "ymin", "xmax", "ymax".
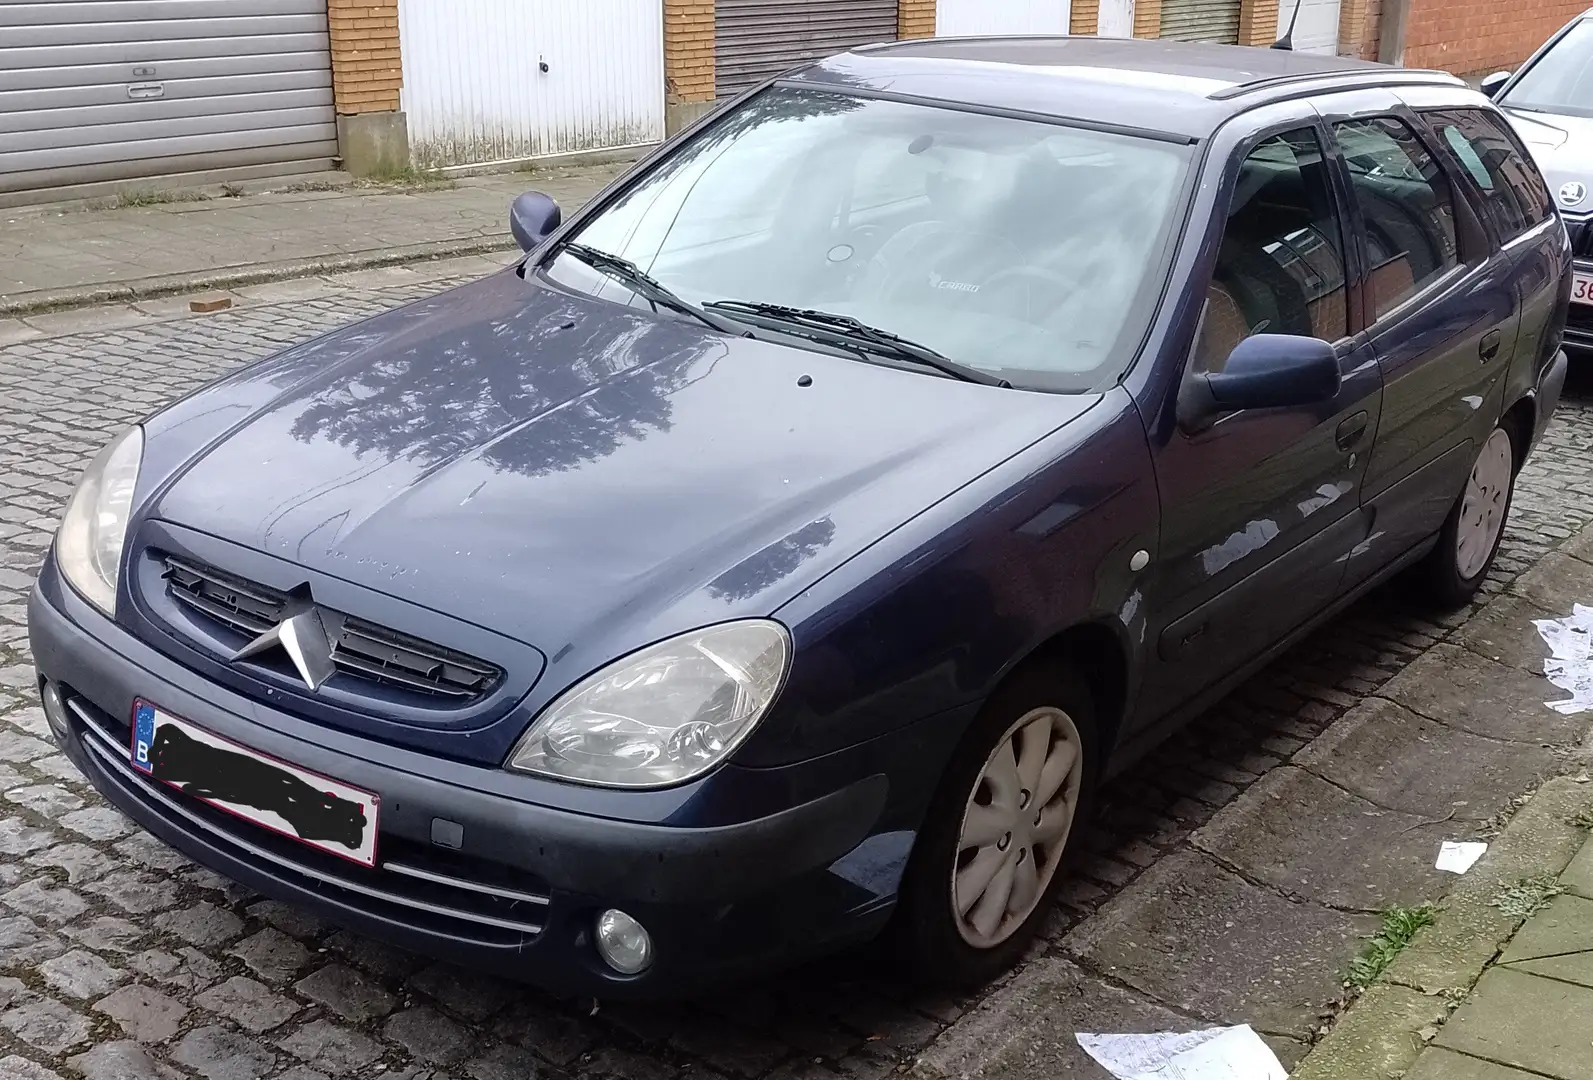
[
  {"xmin": 768, "ymin": 78, "xmax": 1199, "ymax": 147},
  {"xmin": 532, "ymin": 83, "xmax": 1200, "ymax": 394},
  {"xmin": 1497, "ymin": 15, "xmax": 1593, "ymax": 116}
]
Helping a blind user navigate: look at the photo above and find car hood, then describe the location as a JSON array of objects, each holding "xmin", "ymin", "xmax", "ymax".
[
  {"xmin": 148, "ymin": 270, "xmax": 1096, "ymax": 707},
  {"xmin": 1502, "ymin": 106, "xmax": 1593, "ymax": 213}
]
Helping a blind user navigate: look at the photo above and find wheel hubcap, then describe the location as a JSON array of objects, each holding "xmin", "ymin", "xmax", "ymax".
[
  {"xmin": 952, "ymin": 706, "xmax": 1084, "ymax": 948},
  {"xmin": 1456, "ymin": 427, "xmax": 1513, "ymax": 581}
]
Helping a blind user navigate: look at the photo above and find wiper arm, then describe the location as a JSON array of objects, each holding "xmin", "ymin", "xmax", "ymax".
[
  {"xmin": 555, "ymin": 243, "xmax": 750, "ymax": 337},
  {"xmin": 704, "ymin": 300, "xmax": 1010, "ymax": 387}
]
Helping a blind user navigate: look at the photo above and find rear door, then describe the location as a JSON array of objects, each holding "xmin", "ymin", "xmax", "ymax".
[
  {"xmin": 1412, "ymin": 98, "xmax": 1567, "ymax": 427},
  {"xmin": 1313, "ymin": 90, "xmax": 1520, "ymax": 589}
]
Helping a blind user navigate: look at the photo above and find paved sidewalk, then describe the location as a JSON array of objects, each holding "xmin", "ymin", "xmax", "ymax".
[
  {"xmin": 1290, "ymin": 776, "xmax": 1593, "ymax": 1080},
  {"xmin": 0, "ymin": 160, "xmax": 626, "ymax": 316},
  {"xmin": 1411, "ymin": 832, "xmax": 1593, "ymax": 1080}
]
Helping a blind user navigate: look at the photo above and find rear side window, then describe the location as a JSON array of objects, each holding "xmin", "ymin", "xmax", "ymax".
[
  {"xmin": 1427, "ymin": 109, "xmax": 1554, "ymax": 239},
  {"xmin": 1333, "ymin": 117, "xmax": 1460, "ymax": 320},
  {"xmin": 1197, "ymin": 128, "xmax": 1349, "ymax": 371}
]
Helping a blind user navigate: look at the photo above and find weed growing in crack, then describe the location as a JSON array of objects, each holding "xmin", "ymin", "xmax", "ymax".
[
  {"xmin": 1492, "ymin": 874, "xmax": 1566, "ymax": 918},
  {"xmin": 1347, "ymin": 904, "xmax": 1438, "ymax": 991}
]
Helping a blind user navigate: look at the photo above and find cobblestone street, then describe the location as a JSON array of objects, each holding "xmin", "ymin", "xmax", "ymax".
[{"xmin": 3, "ymin": 267, "xmax": 1593, "ymax": 1080}]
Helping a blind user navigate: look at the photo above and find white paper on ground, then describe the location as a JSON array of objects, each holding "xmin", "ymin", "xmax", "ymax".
[
  {"xmin": 1075, "ymin": 1025, "xmax": 1288, "ymax": 1079},
  {"xmin": 1535, "ymin": 605, "xmax": 1593, "ymax": 714},
  {"xmin": 1435, "ymin": 840, "xmax": 1488, "ymax": 874}
]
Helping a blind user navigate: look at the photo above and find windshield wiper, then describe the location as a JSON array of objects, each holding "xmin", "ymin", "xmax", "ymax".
[
  {"xmin": 703, "ymin": 300, "xmax": 1010, "ymax": 387},
  {"xmin": 553, "ymin": 243, "xmax": 750, "ymax": 337}
]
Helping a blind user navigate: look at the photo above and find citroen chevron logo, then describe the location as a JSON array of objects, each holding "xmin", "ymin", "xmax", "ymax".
[{"xmin": 231, "ymin": 590, "xmax": 336, "ymax": 690}]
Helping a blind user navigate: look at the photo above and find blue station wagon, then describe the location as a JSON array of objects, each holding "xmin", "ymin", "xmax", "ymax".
[{"xmin": 29, "ymin": 38, "xmax": 1571, "ymax": 997}]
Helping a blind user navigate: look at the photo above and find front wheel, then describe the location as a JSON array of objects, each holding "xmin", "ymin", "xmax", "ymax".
[
  {"xmin": 894, "ymin": 666, "xmax": 1097, "ymax": 989},
  {"xmin": 1419, "ymin": 424, "xmax": 1517, "ymax": 609}
]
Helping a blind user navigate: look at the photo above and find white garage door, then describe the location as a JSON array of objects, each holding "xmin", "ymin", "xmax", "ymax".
[
  {"xmin": 399, "ymin": 0, "xmax": 665, "ymax": 168},
  {"xmin": 936, "ymin": 0, "xmax": 1072, "ymax": 37},
  {"xmin": 1277, "ymin": 0, "xmax": 1341, "ymax": 54},
  {"xmin": 0, "ymin": 0, "xmax": 337, "ymax": 201}
]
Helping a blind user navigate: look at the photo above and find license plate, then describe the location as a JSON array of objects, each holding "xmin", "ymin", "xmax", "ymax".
[
  {"xmin": 130, "ymin": 701, "xmax": 379, "ymax": 867},
  {"xmin": 1574, "ymin": 271, "xmax": 1593, "ymax": 305}
]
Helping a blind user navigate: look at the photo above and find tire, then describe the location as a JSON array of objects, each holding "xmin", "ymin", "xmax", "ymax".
[
  {"xmin": 1419, "ymin": 422, "xmax": 1518, "ymax": 610},
  {"xmin": 894, "ymin": 664, "xmax": 1098, "ymax": 990}
]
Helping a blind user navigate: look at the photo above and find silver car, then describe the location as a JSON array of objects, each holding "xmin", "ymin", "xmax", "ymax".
[{"xmin": 1484, "ymin": 8, "xmax": 1593, "ymax": 346}]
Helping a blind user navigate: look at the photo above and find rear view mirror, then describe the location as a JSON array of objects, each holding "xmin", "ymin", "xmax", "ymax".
[
  {"xmin": 1480, "ymin": 71, "xmax": 1512, "ymax": 98},
  {"xmin": 1179, "ymin": 334, "xmax": 1340, "ymax": 429},
  {"xmin": 510, "ymin": 191, "xmax": 562, "ymax": 252}
]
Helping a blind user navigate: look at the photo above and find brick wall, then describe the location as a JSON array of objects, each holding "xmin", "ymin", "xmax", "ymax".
[
  {"xmin": 665, "ymin": 0, "xmax": 715, "ymax": 103},
  {"xmin": 1071, "ymin": 0, "xmax": 1100, "ymax": 34},
  {"xmin": 327, "ymin": 0, "xmax": 402, "ymax": 114},
  {"xmin": 1405, "ymin": 0, "xmax": 1583, "ymax": 74},
  {"xmin": 1238, "ymin": 0, "xmax": 1281, "ymax": 47},
  {"xmin": 1135, "ymin": 0, "xmax": 1165, "ymax": 39},
  {"xmin": 1359, "ymin": 0, "xmax": 1382, "ymax": 58},
  {"xmin": 899, "ymin": 0, "xmax": 937, "ymax": 38}
]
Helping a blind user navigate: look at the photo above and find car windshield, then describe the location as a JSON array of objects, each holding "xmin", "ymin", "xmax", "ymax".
[
  {"xmin": 1500, "ymin": 18, "xmax": 1593, "ymax": 119},
  {"xmin": 544, "ymin": 86, "xmax": 1193, "ymax": 391}
]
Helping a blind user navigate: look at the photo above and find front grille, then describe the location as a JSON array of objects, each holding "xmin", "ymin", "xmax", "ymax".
[
  {"xmin": 63, "ymin": 690, "xmax": 548, "ymax": 945},
  {"xmin": 163, "ymin": 557, "xmax": 500, "ymax": 702},
  {"xmin": 1569, "ymin": 218, "xmax": 1593, "ymax": 260},
  {"xmin": 1569, "ymin": 302, "xmax": 1593, "ymax": 336}
]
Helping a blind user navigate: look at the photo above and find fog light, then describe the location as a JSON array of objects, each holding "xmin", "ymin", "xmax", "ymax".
[
  {"xmin": 40, "ymin": 682, "xmax": 70, "ymax": 743},
  {"xmin": 595, "ymin": 908, "xmax": 652, "ymax": 975}
]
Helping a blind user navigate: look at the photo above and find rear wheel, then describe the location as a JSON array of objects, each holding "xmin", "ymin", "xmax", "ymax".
[
  {"xmin": 895, "ymin": 665, "xmax": 1096, "ymax": 989},
  {"xmin": 1420, "ymin": 423, "xmax": 1517, "ymax": 609}
]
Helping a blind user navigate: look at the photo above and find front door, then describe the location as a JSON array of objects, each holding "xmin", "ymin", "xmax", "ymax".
[{"xmin": 1136, "ymin": 120, "xmax": 1383, "ymax": 726}]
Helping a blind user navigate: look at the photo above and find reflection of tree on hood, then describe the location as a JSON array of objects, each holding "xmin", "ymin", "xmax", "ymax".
[
  {"xmin": 287, "ymin": 291, "xmax": 719, "ymax": 480},
  {"xmin": 708, "ymin": 517, "xmax": 837, "ymax": 602}
]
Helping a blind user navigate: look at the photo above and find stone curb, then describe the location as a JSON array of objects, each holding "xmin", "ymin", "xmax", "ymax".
[
  {"xmin": 1288, "ymin": 776, "xmax": 1593, "ymax": 1080},
  {"xmin": 0, "ymin": 234, "xmax": 520, "ymax": 318}
]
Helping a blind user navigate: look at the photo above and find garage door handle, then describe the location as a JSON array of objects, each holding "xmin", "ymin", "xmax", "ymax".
[
  {"xmin": 1336, "ymin": 411, "xmax": 1369, "ymax": 451},
  {"xmin": 1480, "ymin": 329, "xmax": 1502, "ymax": 362}
]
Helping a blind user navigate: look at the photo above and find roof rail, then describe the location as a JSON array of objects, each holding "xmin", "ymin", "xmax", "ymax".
[{"xmin": 1207, "ymin": 66, "xmax": 1463, "ymax": 101}]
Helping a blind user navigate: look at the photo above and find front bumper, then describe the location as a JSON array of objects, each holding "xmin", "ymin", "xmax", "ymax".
[{"xmin": 28, "ymin": 564, "xmax": 922, "ymax": 998}]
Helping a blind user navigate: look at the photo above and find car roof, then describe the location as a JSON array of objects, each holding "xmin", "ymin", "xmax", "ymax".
[{"xmin": 781, "ymin": 36, "xmax": 1466, "ymax": 141}]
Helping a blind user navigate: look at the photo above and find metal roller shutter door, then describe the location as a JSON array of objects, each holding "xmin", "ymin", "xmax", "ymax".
[
  {"xmin": 0, "ymin": 0, "xmax": 337, "ymax": 199},
  {"xmin": 1159, "ymin": 0, "xmax": 1241, "ymax": 43},
  {"xmin": 716, "ymin": 0, "xmax": 899, "ymax": 100}
]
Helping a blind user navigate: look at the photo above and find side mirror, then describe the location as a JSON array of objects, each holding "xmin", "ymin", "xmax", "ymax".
[
  {"xmin": 1480, "ymin": 70, "xmax": 1512, "ymax": 98},
  {"xmin": 1179, "ymin": 334, "xmax": 1340, "ymax": 429},
  {"xmin": 510, "ymin": 191, "xmax": 562, "ymax": 252}
]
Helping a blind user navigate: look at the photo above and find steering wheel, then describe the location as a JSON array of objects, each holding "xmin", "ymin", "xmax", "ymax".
[
  {"xmin": 980, "ymin": 265, "xmax": 1079, "ymax": 322},
  {"xmin": 858, "ymin": 225, "xmax": 1024, "ymax": 304}
]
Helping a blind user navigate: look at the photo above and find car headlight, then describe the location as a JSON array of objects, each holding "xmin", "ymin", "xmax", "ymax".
[
  {"xmin": 508, "ymin": 620, "xmax": 791, "ymax": 788},
  {"xmin": 56, "ymin": 426, "xmax": 143, "ymax": 617}
]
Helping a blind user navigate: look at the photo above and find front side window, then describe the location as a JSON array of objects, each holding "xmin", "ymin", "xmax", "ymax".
[
  {"xmin": 1334, "ymin": 117, "xmax": 1460, "ymax": 321},
  {"xmin": 546, "ymin": 87, "xmax": 1193, "ymax": 390},
  {"xmin": 1428, "ymin": 109, "xmax": 1553, "ymax": 239},
  {"xmin": 1499, "ymin": 18, "xmax": 1593, "ymax": 120},
  {"xmin": 1197, "ymin": 128, "xmax": 1349, "ymax": 372}
]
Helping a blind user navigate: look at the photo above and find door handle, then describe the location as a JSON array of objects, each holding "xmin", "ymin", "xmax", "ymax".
[
  {"xmin": 1336, "ymin": 411, "xmax": 1369, "ymax": 451},
  {"xmin": 1480, "ymin": 328, "xmax": 1502, "ymax": 362}
]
